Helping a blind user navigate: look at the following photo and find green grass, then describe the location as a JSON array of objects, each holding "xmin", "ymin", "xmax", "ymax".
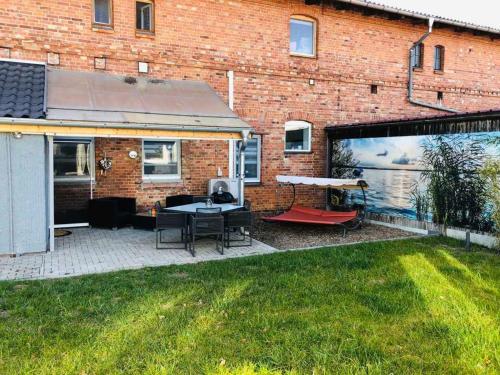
[{"xmin": 0, "ymin": 237, "xmax": 499, "ymax": 374}]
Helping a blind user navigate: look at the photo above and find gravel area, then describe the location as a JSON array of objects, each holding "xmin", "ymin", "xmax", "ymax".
[{"xmin": 252, "ymin": 216, "xmax": 418, "ymax": 250}]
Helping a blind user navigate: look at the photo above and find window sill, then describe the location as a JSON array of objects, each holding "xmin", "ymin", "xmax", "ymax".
[
  {"xmin": 285, "ymin": 150, "xmax": 312, "ymax": 155},
  {"xmin": 412, "ymin": 67, "xmax": 423, "ymax": 72},
  {"xmin": 55, "ymin": 178, "xmax": 96, "ymax": 185},
  {"xmin": 434, "ymin": 70, "xmax": 444, "ymax": 75},
  {"xmin": 245, "ymin": 181, "xmax": 261, "ymax": 186},
  {"xmin": 142, "ymin": 178, "xmax": 182, "ymax": 185},
  {"xmin": 92, "ymin": 24, "xmax": 114, "ymax": 33},
  {"xmin": 290, "ymin": 52, "xmax": 317, "ymax": 59},
  {"xmin": 135, "ymin": 30, "xmax": 155, "ymax": 38}
]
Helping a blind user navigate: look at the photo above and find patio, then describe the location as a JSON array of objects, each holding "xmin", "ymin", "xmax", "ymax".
[{"xmin": 0, "ymin": 227, "xmax": 276, "ymax": 281}]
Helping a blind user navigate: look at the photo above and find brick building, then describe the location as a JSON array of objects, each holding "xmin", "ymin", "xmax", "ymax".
[{"xmin": 0, "ymin": 0, "xmax": 499, "ymax": 254}]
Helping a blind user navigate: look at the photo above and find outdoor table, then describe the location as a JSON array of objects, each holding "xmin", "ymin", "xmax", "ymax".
[{"xmin": 164, "ymin": 202, "xmax": 243, "ymax": 214}]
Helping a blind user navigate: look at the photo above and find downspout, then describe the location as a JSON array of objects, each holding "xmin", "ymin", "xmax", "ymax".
[
  {"xmin": 228, "ymin": 70, "xmax": 235, "ymax": 178},
  {"xmin": 408, "ymin": 18, "xmax": 459, "ymax": 113},
  {"xmin": 238, "ymin": 129, "xmax": 250, "ymax": 206}
]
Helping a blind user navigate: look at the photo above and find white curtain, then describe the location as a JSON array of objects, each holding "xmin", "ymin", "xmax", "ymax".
[{"xmin": 76, "ymin": 144, "xmax": 87, "ymax": 176}]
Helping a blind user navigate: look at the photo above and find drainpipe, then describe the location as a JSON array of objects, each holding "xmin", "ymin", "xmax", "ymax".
[
  {"xmin": 228, "ymin": 70, "xmax": 236, "ymax": 179},
  {"xmin": 408, "ymin": 18, "xmax": 459, "ymax": 113},
  {"xmin": 238, "ymin": 129, "xmax": 250, "ymax": 206}
]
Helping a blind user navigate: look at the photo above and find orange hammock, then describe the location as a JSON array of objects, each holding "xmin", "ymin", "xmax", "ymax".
[{"xmin": 262, "ymin": 176, "xmax": 368, "ymax": 236}]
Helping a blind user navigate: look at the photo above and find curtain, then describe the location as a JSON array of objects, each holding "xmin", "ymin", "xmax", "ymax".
[{"xmin": 76, "ymin": 144, "xmax": 87, "ymax": 176}]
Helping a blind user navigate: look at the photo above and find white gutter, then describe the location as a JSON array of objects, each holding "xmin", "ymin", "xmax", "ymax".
[
  {"xmin": 333, "ymin": 0, "xmax": 500, "ymax": 35},
  {"xmin": 0, "ymin": 117, "xmax": 252, "ymax": 134}
]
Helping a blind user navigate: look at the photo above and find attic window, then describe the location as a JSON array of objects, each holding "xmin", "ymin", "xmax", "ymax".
[
  {"xmin": 136, "ymin": 1, "xmax": 154, "ymax": 32},
  {"xmin": 93, "ymin": 0, "xmax": 112, "ymax": 27},
  {"xmin": 434, "ymin": 45, "xmax": 445, "ymax": 71},
  {"xmin": 411, "ymin": 43, "xmax": 424, "ymax": 69},
  {"xmin": 290, "ymin": 16, "xmax": 316, "ymax": 57}
]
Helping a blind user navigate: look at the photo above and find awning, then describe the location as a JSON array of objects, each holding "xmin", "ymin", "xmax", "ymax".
[
  {"xmin": 42, "ymin": 69, "xmax": 250, "ymax": 139},
  {"xmin": 276, "ymin": 175, "xmax": 368, "ymax": 190}
]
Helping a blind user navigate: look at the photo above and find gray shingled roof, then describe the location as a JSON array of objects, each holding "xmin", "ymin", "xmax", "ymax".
[{"xmin": 0, "ymin": 60, "xmax": 46, "ymax": 119}]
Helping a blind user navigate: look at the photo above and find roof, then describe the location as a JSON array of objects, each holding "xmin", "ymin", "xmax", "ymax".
[
  {"xmin": 325, "ymin": 109, "xmax": 500, "ymax": 138},
  {"xmin": 46, "ymin": 69, "xmax": 251, "ymax": 133},
  {"xmin": 305, "ymin": 0, "xmax": 500, "ymax": 36},
  {"xmin": 0, "ymin": 60, "xmax": 46, "ymax": 119},
  {"xmin": 277, "ymin": 175, "xmax": 368, "ymax": 189}
]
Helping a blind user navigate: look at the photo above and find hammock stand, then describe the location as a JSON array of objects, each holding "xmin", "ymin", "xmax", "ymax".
[{"xmin": 263, "ymin": 176, "xmax": 368, "ymax": 237}]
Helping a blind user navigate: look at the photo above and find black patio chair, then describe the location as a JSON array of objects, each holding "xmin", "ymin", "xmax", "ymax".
[
  {"xmin": 156, "ymin": 212, "xmax": 188, "ymax": 250},
  {"xmin": 196, "ymin": 207, "xmax": 222, "ymax": 216},
  {"xmin": 188, "ymin": 212, "xmax": 224, "ymax": 256},
  {"xmin": 243, "ymin": 199, "xmax": 252, "ymax": 211},
  {"xmin": 193, "ymin": 196, "xmax": 211, "ymax": 203},
  {"xmin": 165, "ymin": 194, "xmax": 194, "ymax": 208},
  {"xmin": 224, "ymin": 210, "xmax": 253, "ymax": 247}
]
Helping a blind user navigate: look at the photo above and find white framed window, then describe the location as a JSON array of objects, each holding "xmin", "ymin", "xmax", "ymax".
[
  {"xmin": 54, "ymin": 138, "xmax": 95, "ymax": 182},
  {"xmin": 234, "ymin": 135, "xmax": 261, "ymax": 183},
  {"xmin": 285, "ymin": 121, "xmax": 312, "ymax": 152},
  {"xmin": 136, "ymin": 0, "xmax": 154, "ymax": 32},
  {"xmin": 93, "ymin": 0, "xmax": 112, "ymax": 26},
  {"xmin": 290, "ymin": 16, "xmax": 316, "ymax": 57},
  {"xmin": 142, "ymin": 139, "xmax": 181, "ymax": 181}
]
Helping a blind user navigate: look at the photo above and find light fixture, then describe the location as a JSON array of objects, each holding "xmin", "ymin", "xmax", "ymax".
[{"xmin": 13, "ymin": 132, "xmax": 23, "ymax": 139}]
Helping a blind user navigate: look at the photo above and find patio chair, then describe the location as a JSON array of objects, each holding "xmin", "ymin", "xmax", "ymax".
[
  {"xmin": 88, "ymin": 197, "xmax": 136, "ymax": 230},
  {"xmin": 243, "ymin": 199, "xmax": 252, "ymax": 211},
  {"xmin": 188, "ymin": 211, "xmax": 224, "ymax": 256},
  {"xmin": 156, "ymin": 212, "xmax": 188, "ymax": 250},
  {"xmin": 196, "ymin": 207, "xmax": 222, "ymax": 216},
  {"xmin": 193, "ymin": 196, "xmax": 211, "ymax": 203},
  {"xmin": 224, "ymin": 210, "xmax": 253, "ymax": 247},
  {"xmin": 165, "ymin": 194, "xmax": 194, "ymax": 208}
]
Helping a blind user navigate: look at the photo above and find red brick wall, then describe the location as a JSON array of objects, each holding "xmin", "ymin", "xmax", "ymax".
[{"xmin": 1, "ymin": 0, "xmax": 499, "ymax": 211}]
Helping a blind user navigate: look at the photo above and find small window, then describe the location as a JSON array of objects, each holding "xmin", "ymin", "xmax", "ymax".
[
  {"xmin": 411, "ymin": 43, "xmax": 424, "ymax": 69},
  {"xmin": 136, "ymin": 1, "xmax": 154, "ymax": 32},
  {"xmin": 54, "ymin": 139, "xmax": 94, "ymax": 181},
  {"xmin": 434, "ymin": 45, "xmax": 445, "ymax": 71},
  {"xmin": 93, "ymin": 0, "xmax": 112, "ymax": 26},
  {"xmin": 290, "ymin": 16, "xmax": 316, "ymax": 57},
  {"xmin": 234, "ymin": 135, "xmax": 261, "ymax": 183},
  {"xmin": 371, "ymin": 84, "xmax": 378, "ymax": 94},
  {"xmin": 437, "ymin": 91, "xmax": 444, "ymax": 103},
  {"xmin": 285, "ymin": 121, "xmax": 312, "ymax": 152},
  {"xmin": 143, "ymin": 140, "xmax": 181, "ymax": 180}
]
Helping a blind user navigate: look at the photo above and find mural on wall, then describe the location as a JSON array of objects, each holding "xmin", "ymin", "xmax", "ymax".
[{"xmin": 331, "ymin": 131, "xmax": 500, "ymax": 232}]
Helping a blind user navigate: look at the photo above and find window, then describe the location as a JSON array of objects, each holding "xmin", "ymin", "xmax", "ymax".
[
  {"xmin": 437, "ymin": 91, "xmax": 444, "ymax": 103},
  {"xmin": 434, "ymin": 45, "xmax": 445, "ymax": 71},
  {"xmin": 290, "ymin": 16, "xmax": 316, "ymax": 57},
  {"xmin": 234, "ymin": 136, "xmax": 261, "ymax": 183},
  {"xmin": 93, "ymin": 0, "xmax": 112, "ymax": 26},
  {"xmin": 411, "ymin": 43, "xmax": 424, "ymax": 69},
  {"xmin": 143, "ymin": 140, "xmax": 180, "ymax": 180},
  {"xmin": 285, "ymin": 121, "xmax": 312, "ymax": 152},
  {"xmin": 136, "ymin": 1, "xmax": 154, "ymax": 32},
  {"xmin": 371, "ymin": 84, "xmax": 378, "ymax": 94},
  {"xmin": 54, "ymin": 139, "xmax": 94, "ymax": 181}
]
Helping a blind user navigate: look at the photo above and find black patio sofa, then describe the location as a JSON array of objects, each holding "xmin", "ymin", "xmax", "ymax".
[{"xmin": 88, "ymin": 197, "xmax": 137, "ymax": 229}]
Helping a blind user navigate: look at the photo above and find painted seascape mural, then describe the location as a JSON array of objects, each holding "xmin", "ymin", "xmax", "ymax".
[{"xmin": 331, "ymin": 131, "xmax": 500, "ymax": 232}]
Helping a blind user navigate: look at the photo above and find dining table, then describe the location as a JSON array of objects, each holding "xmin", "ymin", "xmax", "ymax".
[{"xmin": 164, "ymin": 202, "xmax": 243, "ymax": 215}]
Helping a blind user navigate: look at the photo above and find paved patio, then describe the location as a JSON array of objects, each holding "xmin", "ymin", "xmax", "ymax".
[{"xmin": 0, "ymin": 227, "xmax": 277, "ymax": 281}]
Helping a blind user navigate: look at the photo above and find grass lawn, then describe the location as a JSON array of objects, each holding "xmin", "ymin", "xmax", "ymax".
[{"xmin": 0, "ymin": 237, "xmax": 499, "ymax": 374}]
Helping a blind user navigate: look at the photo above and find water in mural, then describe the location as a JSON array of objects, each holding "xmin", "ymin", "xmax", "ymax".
[{"xmin": 333, "ymin": 132, "xmax": 500, "ymax": 228}]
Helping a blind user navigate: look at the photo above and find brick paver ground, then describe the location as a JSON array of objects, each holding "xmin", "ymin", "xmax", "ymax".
[{"xmin": 0, "ymin": 227, "xmax": 276, "ymax": 281}]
